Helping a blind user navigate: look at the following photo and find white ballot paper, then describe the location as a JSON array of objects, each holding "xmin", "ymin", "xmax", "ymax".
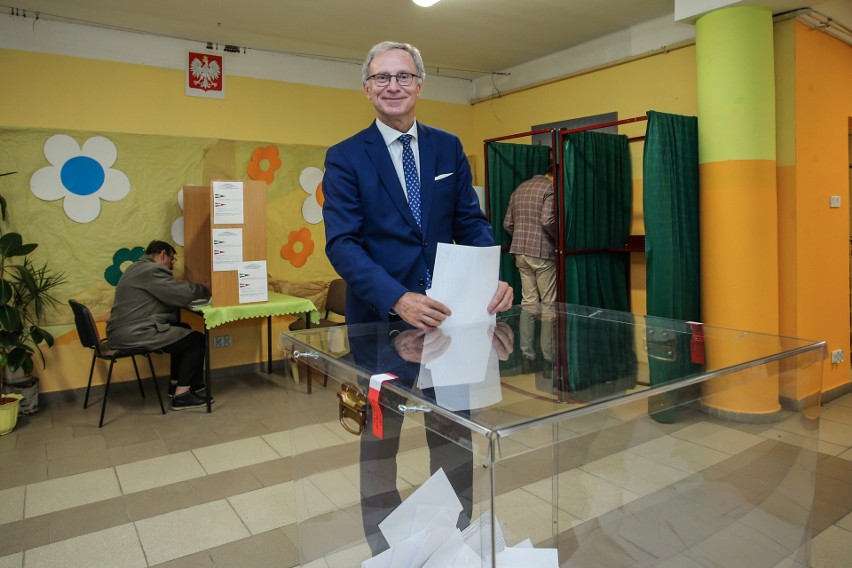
[
  {"xmin": 427, "ymin": 243, "xmax": 500, "ymax": 329},
  {"xmin": 364, "ymin": 469, "xmax": 558, "ymax": 568}
]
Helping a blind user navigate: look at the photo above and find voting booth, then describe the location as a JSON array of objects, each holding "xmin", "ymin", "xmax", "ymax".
[
  {"xmin": 183, "ymin": 180, "xmax": 268, "ymax": 306},
  {"xmin": 279, "ymin": 303, "xmax": 825, "ymax": 567}
]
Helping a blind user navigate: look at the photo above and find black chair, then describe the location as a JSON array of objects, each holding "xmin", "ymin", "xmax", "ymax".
[
  {"xmin": 69, "ymin": 299, "xmax": 165, "ymax": 427},
  {"xmin": 289, "ymin": 278, "xmax": 346, "ymax": 331},
  {"xmin": 289, "ymin": 278, "xmax": 346, "ymax": 392}
]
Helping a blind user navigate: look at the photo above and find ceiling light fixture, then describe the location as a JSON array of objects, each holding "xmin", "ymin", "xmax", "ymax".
[{"xmin": 412, "ymin": 0, "xmax": 441, "ymax": 7}]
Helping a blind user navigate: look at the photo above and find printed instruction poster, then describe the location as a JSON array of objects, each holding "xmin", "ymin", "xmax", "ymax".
[
  {"xmin": 212, "ymin": 228, "xmax": 243, "ymax": 272},
  {"xmin": 238, "ymin": 260, "xmax": 268, "ymax": 303},
  {"xmin": 212, "ymin": 180, "xmax": 244, "ymax": 224}
]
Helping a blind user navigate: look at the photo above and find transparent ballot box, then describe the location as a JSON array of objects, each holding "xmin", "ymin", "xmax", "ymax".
[{"xmin": 278, "ymin": 303, "xmax": 825, "ymax": 568}]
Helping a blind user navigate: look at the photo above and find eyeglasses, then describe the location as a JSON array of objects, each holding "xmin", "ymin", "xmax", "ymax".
[{"xmin": 367, "ymin": 72, "xmax": 421, "ymax": 87}]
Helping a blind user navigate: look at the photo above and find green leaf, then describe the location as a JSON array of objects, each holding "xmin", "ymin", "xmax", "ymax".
[
  {"xmin": 30, "ymin": 326, "xmax": 55, "ymax": 347},
  {"xmin": 0, "ymin": 279, "xmax": 12, "ymax": 305},
  {"xmin": 0, "ymin": 304, "xmax": 22, "ymax": 332},
  {"xmin": 0, "ymin": 233, "xmax": 22, "ymax": 256},
  {"xmin": 7, "ymin": 346, "xmax": 30, "ymax": 372},
  {"xmin": 0, "ymin": 330, "xmax": 15, "ymax": 348},
  {"xmin": 0, "ymin": 233, "xmax": 37, "ymax": 257}
]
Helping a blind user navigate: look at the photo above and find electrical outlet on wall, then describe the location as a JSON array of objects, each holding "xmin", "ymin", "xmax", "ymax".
[
  {"xmin": 213, "ymin": 335, "xmax": 232, "ymax": 348},
  {"xmin": 831, "ymin": 349, "xmax": 844, "ymax": 363}
]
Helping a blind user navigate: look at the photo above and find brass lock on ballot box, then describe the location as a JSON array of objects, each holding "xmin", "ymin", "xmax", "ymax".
[{"xmin": 337, "ymin": 384, "xmax": 368, "ymax": 436}]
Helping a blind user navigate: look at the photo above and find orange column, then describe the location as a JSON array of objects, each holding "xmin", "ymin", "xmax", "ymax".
[{"xmin": 696, "ymin": 5, "xmax": 781, "ymax": 416}]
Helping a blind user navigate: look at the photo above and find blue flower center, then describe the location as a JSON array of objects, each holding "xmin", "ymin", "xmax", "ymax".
[{"xmin": 60, "ymin": 156, "xmax": 105, "ymax": 196}]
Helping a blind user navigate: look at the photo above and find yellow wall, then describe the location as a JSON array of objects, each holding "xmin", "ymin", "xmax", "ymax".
[
  {"xmin": 0, "ymin": 48, "xmax": 474, "ymax": 393},
  {"xmin": 788, "ymin": 22, "xmax": 852, "ymax": 392},
  {"xmin": 2, "ymin": 23, "xmax": 850, "ymax": 398}
]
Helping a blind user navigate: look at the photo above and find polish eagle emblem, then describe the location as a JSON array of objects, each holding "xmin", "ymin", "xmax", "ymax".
[{"xmin": 190, "ymin": 54, "xmax": 222, "ymax": 91}]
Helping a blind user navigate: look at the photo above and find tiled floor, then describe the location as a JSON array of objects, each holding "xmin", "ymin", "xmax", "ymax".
[{"xmin": 0, "ymin": 368, "xmax": 850, "ymax": 567}]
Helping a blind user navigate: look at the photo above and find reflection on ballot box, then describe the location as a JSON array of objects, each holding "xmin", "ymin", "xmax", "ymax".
[
  {"xmin": 279, "ymin": 303, "xmax": 826, "ymax": 568},
  {"xmin": 418, "ymin": 324, "xmax": 503, "ymax": 412}
]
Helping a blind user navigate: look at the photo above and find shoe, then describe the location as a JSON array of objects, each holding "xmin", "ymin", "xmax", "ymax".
[
  {"xmin": 169, "ymin": 383, "xmax": 207, "ymax": 398},
  {"xmin": 171, "ymin": 391, "xmax": 207, "ymax": 411}
]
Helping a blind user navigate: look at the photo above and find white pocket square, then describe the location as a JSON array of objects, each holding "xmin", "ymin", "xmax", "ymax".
[{"xmin": 434, "ymin": 173, "xmax": 453, "ymax": 180}]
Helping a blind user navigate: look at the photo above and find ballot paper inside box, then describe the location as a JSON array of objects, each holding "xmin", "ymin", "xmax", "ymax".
[{"xmin": 363, "ymin": 469, "xmax": 558, "ymax": 568}]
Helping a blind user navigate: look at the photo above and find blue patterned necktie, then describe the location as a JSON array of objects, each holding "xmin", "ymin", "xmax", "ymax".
[
  {"xmin": 399, "ymin": 134, "xmax": 431, "ymax": 288},
  {"xmin": 399, "ymin": 134, "xmax": 421, "ymax": 228}
]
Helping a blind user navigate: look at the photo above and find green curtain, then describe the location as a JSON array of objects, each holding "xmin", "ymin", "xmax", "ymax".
[
  {"xmin": 642, "ymin": 110, "xmax": 702, "ymax": 423},
  {"xmin": 562, "ymin": 131, "xmax": 632, "ymax": 311},
  {"xmin": 562, "ymin": 306, "xmax": 637, "ymax": 401},
  {"xmin": 486, "ymin": 142, "xmax": 551, "ymax": 301}
]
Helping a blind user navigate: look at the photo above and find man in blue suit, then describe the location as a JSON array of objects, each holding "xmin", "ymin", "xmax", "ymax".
[
  {"xmin": 323, "ymin": 41, "xmax": 512, "ymax": 329},
  {"xmin": 322, "ymin": 41, "xmax": 514, "ymax": 554}
]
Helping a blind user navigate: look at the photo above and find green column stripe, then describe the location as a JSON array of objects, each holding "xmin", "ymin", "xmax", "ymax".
[{"xmin": 696, "ymin": 5, "xmax": 776, "ymax": 163}]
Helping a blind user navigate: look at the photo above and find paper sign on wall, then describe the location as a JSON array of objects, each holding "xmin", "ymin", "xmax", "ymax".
[
  {"xmin": 238, "ymin": 260, "xmax": 268, "ymax": 304},
  {"xmin": 212, "ymin": 180, "xmax": 244, "ymax": 224},
  {"xmin": 212, "ymin": 228, "xmax": 242, "ymax": 272}
]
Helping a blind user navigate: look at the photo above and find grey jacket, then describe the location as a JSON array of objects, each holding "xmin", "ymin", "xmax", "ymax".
[{"xmin": 106, "ymin": 257, "xmax": 208, "ymax": 350}]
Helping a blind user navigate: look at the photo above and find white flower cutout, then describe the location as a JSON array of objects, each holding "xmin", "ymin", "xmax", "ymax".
[
  {"xmin": 171, "ymin": 188, "xmax": 185, "ymax": 246},
  {"xmin": 299, "ymin": 167, "xmax": 325, "ymax": 224},
  {"xmin": 30, "ymin": 134, "xmax": 130, "ymax": 223}
]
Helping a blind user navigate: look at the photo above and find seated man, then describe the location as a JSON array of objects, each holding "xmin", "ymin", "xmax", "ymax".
[{"xmin": 106, "ymin": 240, "xmax": 210, "ymax": 410}]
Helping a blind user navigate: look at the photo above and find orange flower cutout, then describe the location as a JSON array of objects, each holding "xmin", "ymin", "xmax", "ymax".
[
  {"xmin": 247, "ymin": 145, "xmax": 282, "ymax": 184},
  {"xmin": 280, "ymin": 227, "xmax": 314, "ymax": 267}
]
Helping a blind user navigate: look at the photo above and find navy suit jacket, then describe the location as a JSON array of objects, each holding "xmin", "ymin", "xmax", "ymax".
[{"xmin": 323, "ymin": 121, "xmax": 494, "ymax": 324}]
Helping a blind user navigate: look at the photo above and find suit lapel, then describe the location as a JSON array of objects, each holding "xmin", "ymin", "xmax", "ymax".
[
  {"xmin": 417, "ymin": 124, "xmax": 435, "ymax": 237},
  {"xmin": 363, "ymin": 123, "xmax": 422, "ymax": 235}
]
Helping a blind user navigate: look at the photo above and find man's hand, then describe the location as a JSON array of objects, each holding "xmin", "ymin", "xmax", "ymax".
[
  {"xmin": 392, "ymin": 329, "xmax": 452, "ymax": 363},
  {"xmin": 489, "ymin": 322, "xmax": 515, "ymax": 361},
  {"xmin": 487, "ymin": 281, "xmax": 514, "ymax": 314},
  {"xmin": 393, "ymin": 292, "xmax": 451, "ymax": 331}
]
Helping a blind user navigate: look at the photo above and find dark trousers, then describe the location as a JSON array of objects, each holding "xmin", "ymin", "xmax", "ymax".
[
  {"xmin": 159, "ymin": 327, "xmax": 205, "ymax": 388},
  {"xmin": 360, "ymin": 403, "xmax": 474, "ymax": 555}
]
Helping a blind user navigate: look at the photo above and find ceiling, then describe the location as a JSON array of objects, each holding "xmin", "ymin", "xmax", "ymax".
[{"xmin": 4, "ymin": 0, "xmax": 851, "ymax": 79}]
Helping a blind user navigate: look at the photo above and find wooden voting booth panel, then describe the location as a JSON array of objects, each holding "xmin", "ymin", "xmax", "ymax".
[{"xmin": 183, "ymin": 180, "xmax": 267, "ymax": 306}]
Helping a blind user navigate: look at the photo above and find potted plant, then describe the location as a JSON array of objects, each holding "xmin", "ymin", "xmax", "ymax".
[{"xmin": 0, "ymin": 171, "xmax": 66, "ymax": 435}]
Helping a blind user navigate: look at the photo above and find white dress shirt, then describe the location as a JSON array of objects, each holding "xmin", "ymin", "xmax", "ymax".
[{"xmin": 375, "ymin": 119, "xmax": 420, "ymax": 202}]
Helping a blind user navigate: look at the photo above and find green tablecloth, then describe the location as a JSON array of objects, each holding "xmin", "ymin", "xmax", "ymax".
[{"xmin": 191, "ymin": 291, "xmax": 319, "ymax": 329}]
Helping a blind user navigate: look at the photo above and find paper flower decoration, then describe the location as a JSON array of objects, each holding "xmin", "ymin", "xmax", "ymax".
[
  {"xmin": 30, "ymin": 134, "xmax": 130, "ymax": 223},
  {"xmin": 299, "ymin": 167, "xmax": 325, "ymax": 224},
  {"xmin": 247, "ymin": 145, "xmax": 282, "ymax": 184},
  {"xmin": 280, "ymin": 227, "xmax": 314, "ymax": 268},
  {"xmin": 171, "ymin": 189, "xmax": 185, "ymax": 246},
  {"xmin": 104, "ymin": 246, "xmax": 145, "ymax": 286}
]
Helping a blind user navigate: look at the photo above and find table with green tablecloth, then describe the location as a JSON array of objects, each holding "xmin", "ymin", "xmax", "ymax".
[{"xmin": 186, "ymin": 291, "xmax": 319, "ymax": 412}]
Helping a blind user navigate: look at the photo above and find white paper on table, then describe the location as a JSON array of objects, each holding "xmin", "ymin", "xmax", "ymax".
[
  {"xmin": 211, "ymin": 228, "xmax": 243, "ymax": 272},
  {"xmin": 417, "ymin": 324, "xmax": 502, "ymax": 411},
  {"xmin": 378, "ymin": 468, "xmax": 462, "ymax": 547},
  {"xmin": 212, "ymin": 180, "xmax": 244, "ymax": 224},
  {"xmin": 495, "ymin": 546, "xmax": 559, "ymax": 567},
  {"xmin": 426, "ymin": 243, "xmax": 500, "ymax": 329},
  {"xmin": 237, "ymin": 260, "xmax": 268, "ymax": 304}
]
